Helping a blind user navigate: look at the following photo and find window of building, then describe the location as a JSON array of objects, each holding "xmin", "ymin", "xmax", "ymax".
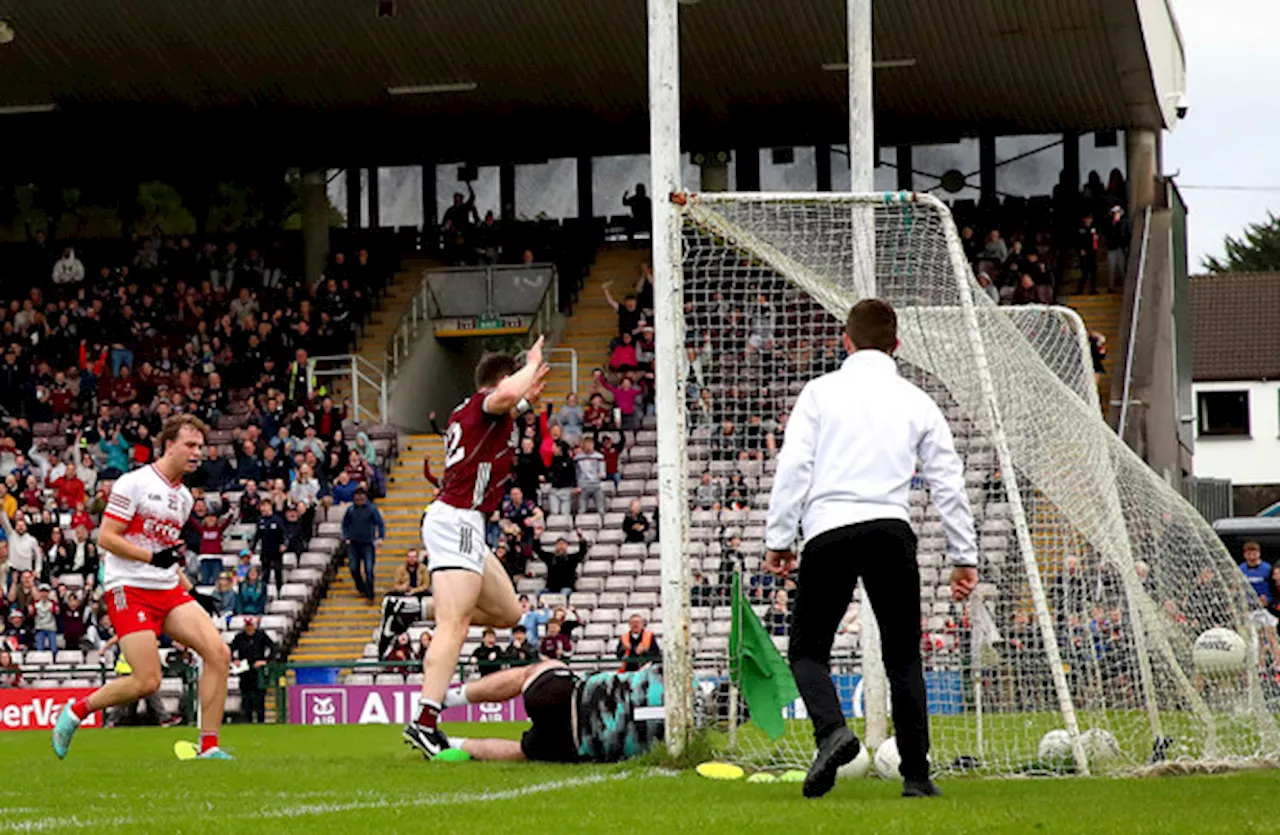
[{"xmin": 1196, "ymin": 390, "xmax": 1250, "ymax": 437}]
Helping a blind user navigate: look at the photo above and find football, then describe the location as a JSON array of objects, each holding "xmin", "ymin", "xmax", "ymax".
[
  {"xmin": 1192, "ymin": 628, "xmax": 1248, "ymax": 674},
  {"xmin": 1037, "ymin": 729, "xmax": 1074, "ymax": 764},
  {"xmin": 1079, "ymin": 728, "xmax": 1121, "ymax": 765},
  {"xmin": 837, "ymin": 742, "xmax": 873, "ymax": 779}
]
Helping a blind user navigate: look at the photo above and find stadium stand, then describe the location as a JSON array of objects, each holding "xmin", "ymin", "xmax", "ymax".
[
  {"xmin": 0, "ymin": 192, "xmax": 1127, "ymax": 704},
  {"xmin": 356, "ymin": 178, "xmax": 1133, "ymax": 683}
]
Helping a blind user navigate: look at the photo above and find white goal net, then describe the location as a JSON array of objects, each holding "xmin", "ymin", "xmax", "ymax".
[{"xmin": 668, "ymin": 191, "xmax": 1280, "ymax": 776}]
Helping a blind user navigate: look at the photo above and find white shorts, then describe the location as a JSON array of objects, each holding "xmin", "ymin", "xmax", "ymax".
[{"xmin": 421, "ymin": 501, "xmax": 490, "ymax": 575}]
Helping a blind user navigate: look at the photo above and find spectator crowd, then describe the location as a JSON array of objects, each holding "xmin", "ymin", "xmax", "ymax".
[{"xmin": 0, "ymin": 228, "xmax": 395, "ymax": 682}]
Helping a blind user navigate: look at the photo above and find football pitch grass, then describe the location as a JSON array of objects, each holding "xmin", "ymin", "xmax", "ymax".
[{"xmin": 2, "ymin": 722, "xmax": 1275, "ymax": 834}]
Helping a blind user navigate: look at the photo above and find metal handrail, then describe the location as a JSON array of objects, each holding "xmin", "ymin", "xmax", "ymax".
[
  {"xmin": 307, "ymin": 354, "xmax": 387, "ymax": 424},
  {"xmin": 385, "ymin": 263, "xmax": 559, "ymax": 383},
  {"xmin": 515, "ymin": 346, "xmax": 579, "ymax": 397},
  {"xmin": 1117, "ymin": 205, "xmax": 1154, "ymax": 439}
]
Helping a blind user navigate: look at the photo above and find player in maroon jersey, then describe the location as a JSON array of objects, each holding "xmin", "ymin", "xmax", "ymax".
[{"xmin": 404, "ymin": 337, "xmax": 549, "ymax": 757}]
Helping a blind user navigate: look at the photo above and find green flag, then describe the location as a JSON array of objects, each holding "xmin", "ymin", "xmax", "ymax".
[{"xmin": 729, "ymin": 572, "xmax": 799, "ymax": 740}]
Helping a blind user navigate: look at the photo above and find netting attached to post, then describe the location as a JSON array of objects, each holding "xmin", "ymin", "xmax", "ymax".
[{"xmin": 673, "ymin": 191, "xmax": 1280, "ymax": 776}]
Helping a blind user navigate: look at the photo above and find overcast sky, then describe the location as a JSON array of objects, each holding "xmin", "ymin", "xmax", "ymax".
[{"xmin": 1166, "ymin": 0, "xmax": 1280, "ymax": 272}]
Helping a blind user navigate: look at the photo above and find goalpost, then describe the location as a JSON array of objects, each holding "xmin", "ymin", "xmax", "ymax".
[
  {"xmin": 648, "ymin": 0, "xmax": 1280, "ymax": 776},
  {"xmin": 662, "ymin": 189, "xmax": 1280, "ymax": 776}
]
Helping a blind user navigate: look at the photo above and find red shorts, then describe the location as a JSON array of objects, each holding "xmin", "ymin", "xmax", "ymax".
[{"xmin": 105, "ymin": 585, "xmax": 195, "ymax": 638}]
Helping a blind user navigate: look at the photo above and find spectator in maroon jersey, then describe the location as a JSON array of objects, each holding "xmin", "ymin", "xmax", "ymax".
[
  {"xmin": 111, "ymin": 366, "xmax": 138, "ymax": 406},
  {"xmin": 538, "ymin": 618, "xmax": 572, "ymax": 660},
  {"xmin": 582, "ymin": 394, "xmax": 612, "ymax": 435},
  {"xmin": 197, "ymin": 512, "xmax": 231, "ymax": 586},
  {"xmin": 598, "ymin": 433, "xmax": 624, "ymax": 488}
]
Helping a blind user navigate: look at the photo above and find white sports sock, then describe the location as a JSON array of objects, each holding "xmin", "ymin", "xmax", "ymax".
[
  {"xmin": 449, "ymin": 737, "xmax": 470, "ymax": 750},
  {"xmin": 443, "ymin": 685, "xmax": 469, "ymax": 708}
]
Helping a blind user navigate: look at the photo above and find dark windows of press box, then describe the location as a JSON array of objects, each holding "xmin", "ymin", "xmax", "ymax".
[{"xmin": 1196, "ymin": 390, "xmax": 1250, "ymax": 437}]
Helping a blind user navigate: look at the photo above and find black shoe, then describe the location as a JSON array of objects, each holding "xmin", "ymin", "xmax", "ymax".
[
  {"xmin": 402, "ymin": 722, "xmax": 451, "ymax": 759},
  {"xmin": 803, "ymin": 727, "xmax": 862, "ymax": 799},
  {"xmin": 902, "ymin": 779, "xmax": 943, "ymax": 798}
]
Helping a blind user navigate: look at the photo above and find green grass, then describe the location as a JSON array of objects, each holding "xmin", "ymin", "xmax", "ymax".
[{"xmin": 2, "ymin": 722, "xmax": 1276, "ymax": 834}]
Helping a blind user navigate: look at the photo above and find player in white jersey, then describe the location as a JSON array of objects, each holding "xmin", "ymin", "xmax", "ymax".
[{"xmin": 52, "ymin": 415, "xmax": 233, "ymax": 760}]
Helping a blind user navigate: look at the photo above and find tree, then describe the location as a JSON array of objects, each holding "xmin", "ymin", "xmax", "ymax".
[
  {"xmin": 1203, "ymin": 212, "xmax": 1280, "ymax": 274},
  {"xmin": 134, "ymin": 182, "xmax": 197, "ymax": 236}
]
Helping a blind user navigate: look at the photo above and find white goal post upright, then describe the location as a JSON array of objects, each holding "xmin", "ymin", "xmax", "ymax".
[
  {"xmin": 648, "ymin": 0, "xmax": 693, "ymax": 758},
  {"xmin": 847, "ymin": 0, "xmax": 889, "ymax": 751}
]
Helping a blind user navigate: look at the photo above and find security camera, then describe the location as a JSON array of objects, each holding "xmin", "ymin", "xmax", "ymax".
[{"xmin": 1175, "ymin": 93, "xmax": 1189, "ymax": 120}]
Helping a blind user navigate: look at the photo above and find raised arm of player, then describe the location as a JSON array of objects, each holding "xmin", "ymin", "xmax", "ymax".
[{"xmin": 483, "ymin": 336, "xmax": 551, "ymax": 415}]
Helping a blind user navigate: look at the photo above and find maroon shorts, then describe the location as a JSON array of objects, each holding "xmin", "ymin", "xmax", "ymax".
[{"xmin": 105, "ymin": 585, "xmax": 195, "ymax": 638}]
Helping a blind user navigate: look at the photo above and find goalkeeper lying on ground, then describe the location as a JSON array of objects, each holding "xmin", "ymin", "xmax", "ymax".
[{"xmin": 418, "ymin": 660, "xmax": 664, "ymax": 763}]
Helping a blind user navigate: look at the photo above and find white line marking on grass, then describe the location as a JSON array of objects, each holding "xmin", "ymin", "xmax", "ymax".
[
  {"xmin": 0, "ymin": 769, "xmax": 675, "ymax": 832},
  {"xmin": 253, "ymin": 769, "xmax": 674, "ymax": 820}
]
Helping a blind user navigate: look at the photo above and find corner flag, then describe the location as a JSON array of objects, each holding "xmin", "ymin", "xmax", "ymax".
[{"xmin": 729, "ymin": 572, "xmax": 799, "ymax": 740}]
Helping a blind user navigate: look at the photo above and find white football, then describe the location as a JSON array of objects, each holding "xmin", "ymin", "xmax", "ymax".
[
  {"xmin": 873, "ymin": 736, "xmax": 901, "ymax": 779},
  {"xmin": 837, "ymin": 742, "xmax": 873, "ymax": 779},
  {"xmin": 1079, "ymin": 728, "xmax": 1121, "ymax": 764},
  {"xmin": 1192, "ymin": 627, "xmax": 1248, "ymax": 674},
  {"xmin": 871, "ymin": 736, "xmax": 931, "ymax": 779},
  {"xmin": 1037, "ymin": 729, "xmax": 1074, "ymax": 763}
]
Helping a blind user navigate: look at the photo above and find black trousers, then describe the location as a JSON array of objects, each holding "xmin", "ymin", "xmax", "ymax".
[
  {"xmin": 242, "ymin": 687, "xmax": 266, "ymax": 724},
  {"xmin": 788, "ymin": 519, "xmax": 930, "ymax": 782},
  {"xmin": 262, "ymin": 549, "xmax": 285, "ymax": 594},
  {"xmin": 1076, "ymin": 251, "xmax": 1098, "ymax": 294}
]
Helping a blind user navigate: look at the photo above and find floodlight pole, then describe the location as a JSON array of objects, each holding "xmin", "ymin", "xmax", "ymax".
[
  {"xmin": 849, "ymin": 0, "xmax": 889, "ymax": 751},
  {"xmin": 649, "ymin": 0, "xmax": 693, "ymax": 759}
]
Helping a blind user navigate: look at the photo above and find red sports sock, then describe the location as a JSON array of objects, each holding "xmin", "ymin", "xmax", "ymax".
[
  {"xmin": 415, "ymin": 700, "xmax": 441, "ymax": 729},
  {"xmin": 199, "ymin": 731, "xmax": 219, "ymax": 754},
  {"xmin": 70, "ymin": 698, "xmax": 92, "ymax": 721}
]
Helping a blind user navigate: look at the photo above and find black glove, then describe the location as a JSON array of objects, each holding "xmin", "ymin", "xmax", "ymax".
[
  {"xmin": 149, "ymin": 546, "xmax": 185, "ymax": 570},
  {"xmin": 192, "ymin": 592, "xmax": 219, "ymax": 616}
]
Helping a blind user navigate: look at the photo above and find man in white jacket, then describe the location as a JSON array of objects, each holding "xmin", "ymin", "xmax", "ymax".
[
  {"xmin": 0, "ymin": 508, "xmax": 44, "ymax": 582},
  {"xmin": 51, "ymin": 248, "xmax": 86, "ymax": 287},
  {"xmin": 764, "ymin": 299, "xmax": 978, "ymax": 800}
]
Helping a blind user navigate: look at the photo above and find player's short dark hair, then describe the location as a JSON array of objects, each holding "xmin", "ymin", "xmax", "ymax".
[
  {"xmin": 157, "ymin": 413, "xmax": 209, "ymax": 452},
  {"xmin": 513, "ymin": 625, "xmax": 526, "ymax": 634},
  {"xmin": 1244, "ymin": 540, "xmax": 1262, "ymax": 553},
  {"xmin": 475, "ymin": 352, "xmax": 519, "ymax": 389},
  {"xmin": 845, "ymin": 299, "xmax": 898, "ymax": 353}
]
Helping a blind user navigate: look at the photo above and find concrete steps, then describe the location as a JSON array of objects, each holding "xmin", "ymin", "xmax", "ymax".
[
  {"xmin": 543, "ymin": 247, "xmax": 652, "ymax": 408},
  {"xmin": 328, "ymin": 257, "xmax": 439, "ymax": 419},
  {"xmin": 290, "ymin": 432, "xmax": 444, "ymax": 663},
  {"xmin": 1062, "ymin": 291, "xmax": 1124, "ymax": 409}
]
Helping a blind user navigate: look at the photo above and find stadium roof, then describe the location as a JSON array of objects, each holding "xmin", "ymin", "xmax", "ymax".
[
  {"xmin": 1189, "ymin": 273, "xmax": 1280, "ymax": 383},
  {"xmin": 0, "ymin": 0, "xmax": 1185, "ymax": 175}
]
